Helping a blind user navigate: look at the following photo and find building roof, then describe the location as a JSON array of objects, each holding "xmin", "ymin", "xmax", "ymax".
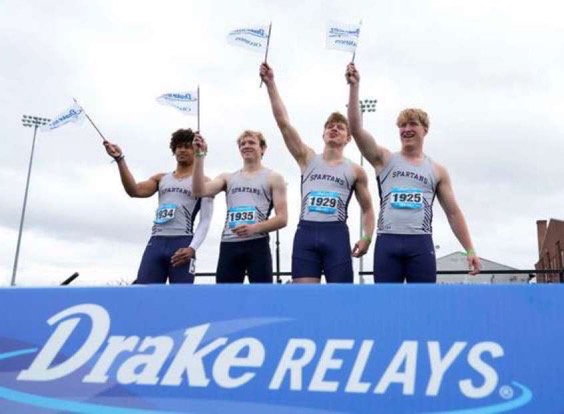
[
  {"xmin": 436, "ymin": 251, "xmax": 526, "ymax": 284},
  {"xmin": 437, "ymin": 252, "xmax": 518, "ymax": 271}
]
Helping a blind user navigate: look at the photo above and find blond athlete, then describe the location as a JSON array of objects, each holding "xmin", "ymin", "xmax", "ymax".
[
  {"xmin": 192, "ymin": 130, "xmax": 287, "ymax": 283},
  {"xmin": 346, "ymin": 62, "xmax": 480, "ymax": 283},
  {"xmin": 261, "ymin": 62, "xmax": 375, "ymax": 284}
]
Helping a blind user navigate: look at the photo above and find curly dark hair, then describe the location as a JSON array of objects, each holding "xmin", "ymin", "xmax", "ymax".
[{"xmin": 169, "ymin": 129, "xmax": 195, "ymax": 154}]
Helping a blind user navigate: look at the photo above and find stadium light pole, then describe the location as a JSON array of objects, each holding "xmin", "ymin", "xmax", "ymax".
[
  {"xmin": 11, "ymin": 115, "xmax": 51, "ymax": 286},
  {"xmin": 358, "ymin": 99, "xmax": 377, "ymax": 284}
]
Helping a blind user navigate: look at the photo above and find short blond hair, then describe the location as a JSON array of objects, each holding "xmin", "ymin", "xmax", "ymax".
[
  {"xmin": 396, "ymin": 108, "xmax": 430, "ymax": 131},
  {"xmin": 236, "ymin": 130, "xmax": 267, "ymax": 150},
  {"xmin": 324, "ymin": 112, "xmax": 350, "ymax": 135}
]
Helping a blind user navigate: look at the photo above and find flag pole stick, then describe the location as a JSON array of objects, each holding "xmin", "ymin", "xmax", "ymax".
[
  {"xmin": 259, "ymin": 22, "xmax": 272, "ymax": 88},
  {"xmin": 197, "ymin": 86, "xmax": 200, "ymax": 132},
  {"xmin": 351, "ymin": 19, "xmax": 362, "ymax": 64},
  {"xmin": 73, "ymin": 98, "xmax": 107, "ymax": 141}
]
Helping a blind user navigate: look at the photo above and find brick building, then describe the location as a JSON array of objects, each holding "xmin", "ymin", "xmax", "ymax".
[{"xmin": 535, "ymin": 219, "xmax": 564, "ymax": 283}]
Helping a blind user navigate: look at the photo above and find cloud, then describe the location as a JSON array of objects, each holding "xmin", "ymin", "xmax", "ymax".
[{"xmin": 1, "ymin": 0, "xmax": 562, "ymax": 285}]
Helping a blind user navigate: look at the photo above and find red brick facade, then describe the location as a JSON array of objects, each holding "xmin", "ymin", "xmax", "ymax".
[{"xmin": 535, "ymin": 219, "xmax": 564, "ymax": 283}]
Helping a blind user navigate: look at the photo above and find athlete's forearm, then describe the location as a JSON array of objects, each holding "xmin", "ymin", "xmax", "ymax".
[
  {"xmin": 254, "ymin": 214, "xmax": 287, "ymax": 235},
  {"xmin": 191, "ymin": 157, "xmax": 206, "ymax": 197},
  {"xmin": 266, "ymin": 81, "xmax": 291, "ymax": 131},
  {"xmin": 348, "ymin": 83, "xmax": 363, "ymax": 134},
  {"xmin": 361, "ymin": 207, "xmax": 376, "ymax": 241},
  {"xmin": 190, "ymin": 197, "xmax": 214, "ymax": 251},
  {"xmin": 116, "ymin": 160, "xmax": 140, "ymax": 197},
  {"xmin": 447, "ymin": 211, "xmax": 475, "ymax": 253}
]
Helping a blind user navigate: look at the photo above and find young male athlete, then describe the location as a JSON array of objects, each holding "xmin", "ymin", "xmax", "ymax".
[
  {"xmin": 346, "ymin": 62, "xmax": 481, "ymax": 283},
  {"xmin": 103, "ymin": 129, "xmax": 213, "ymax": 284},
  {"xmin": 260, "ymin": 62, "xmax": 375, "ymax": 284},
  {"xmin": 191, "ymin": 130, "xmax": 287, "ymax": 283}
]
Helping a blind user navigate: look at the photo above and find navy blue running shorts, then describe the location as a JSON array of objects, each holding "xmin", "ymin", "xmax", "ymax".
[
  {"xmin": 373, "ymin": 233, "xmax": 436, "ymax": 283},
  {"xmin": 291, "ymin": 220, "xmax": 353, "ymax": 283},
  {"xmin": 216, "ymin": 237, "xmax": 273, "ymax": 284},
  {"xmin": 135, "ymin": 236, "xmax": 195, "ymax": 284}
]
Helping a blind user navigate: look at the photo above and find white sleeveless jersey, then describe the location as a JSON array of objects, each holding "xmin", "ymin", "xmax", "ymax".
[
  {"xmin": 300, "ymin": 155, "xmax": 356, "ymax": 222},
  {"xmin": 377, "ymin": 153, "xmax": 437, "ymax": 235},
  {"xmin": 151, "ymin": 173, "xmax": 201, "ymax": 236},
  {"xmin": 222, "ymin": 168, "xmax": 273, "ymax": 242}
]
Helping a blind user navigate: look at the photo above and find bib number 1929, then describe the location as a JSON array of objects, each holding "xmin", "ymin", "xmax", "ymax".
[{"xmin": 307, "ymin": 191, "xmax": 339, "ymax": 214}]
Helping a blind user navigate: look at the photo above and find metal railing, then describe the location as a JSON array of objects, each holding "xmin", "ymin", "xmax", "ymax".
[
  {"xmin": 190, "ymin": 269, "xmax": 564, "ymax": 284},
  {"xmin": 55, "ymin": 269, "xmax": 564, "ymax": 286}
]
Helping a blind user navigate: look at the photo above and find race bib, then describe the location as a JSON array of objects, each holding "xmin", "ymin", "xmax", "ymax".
[
  {"xmin": 227, "ymin": 205, "xmax": 257, "ymax": 228},
  {"xmin": 390, "ymin": 188, "xmax": 423, "ymax": 209},
  {"xmin": 154, "ymin": 203, "xmax": 177, "ymax": 224},
  {"xmin": 307, "ymin": 191, "xmax": 339, "ymax": 214}
]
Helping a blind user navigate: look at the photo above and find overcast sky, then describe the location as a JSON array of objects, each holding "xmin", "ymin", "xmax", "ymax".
[{"xmin": 1, "ymin": 0, "xmax": 562, "ymax": 286}]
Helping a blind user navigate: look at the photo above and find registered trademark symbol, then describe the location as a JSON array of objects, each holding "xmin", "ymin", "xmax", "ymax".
[{"xmin": 499, "ymin": 385, "xmax": 514, "ymax": 400}]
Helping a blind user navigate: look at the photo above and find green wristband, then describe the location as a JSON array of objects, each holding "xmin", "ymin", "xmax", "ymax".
[
  {"xmin": 361, "ymin": 235, "xmax": 372, "ymax": 243},
  {"xmin": 195, "ymin": 151, "xmax": 207, "ymax": 158},
  {"xmin": 465, "ymin": 249, "xmax": 476, "ymax": 256}
]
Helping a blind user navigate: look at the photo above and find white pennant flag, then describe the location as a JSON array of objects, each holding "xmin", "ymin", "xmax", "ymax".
[
  {"xmin": 156, "ymin": 91, "xmax": 198, "ymax": 115},
  {"xmin": 41, "ymin": 102, "xmax": 86, "ymax": 131},
  {"xmin": 227, "ymin": 25, "xmax": 270, "ymax": 53},
  {"xmin": 326, "ymin": 21, "xmax": 361, "ymax": 53}
]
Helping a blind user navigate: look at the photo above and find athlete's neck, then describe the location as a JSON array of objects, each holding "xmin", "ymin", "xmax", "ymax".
[
  {"xmin": 322, "ymin": 146, "xmax": 345, "ymax": 164},
  {"xmin": 400, "ymin": 146, "xmax": 424, "ymax": 161},
  {"xmin": 242, "ymin": 159, "xmax": 263, "ymax": 174},
  {"xmin": 174, "ymin": 162, "xmax": 194, "ymax": 178}
]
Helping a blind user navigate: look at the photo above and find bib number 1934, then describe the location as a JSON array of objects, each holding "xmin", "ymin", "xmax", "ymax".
[{"xmin": 154, "ymin": 203, "xmax": 177, "ymax": 224}]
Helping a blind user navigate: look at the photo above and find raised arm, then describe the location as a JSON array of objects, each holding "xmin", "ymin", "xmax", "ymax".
[
  {"xmin": 231, "ymin": 171, "xmax": 288, "ymax": 238},
  {"xmin": 435, "ymin": 164, "xmax": 481, "ymax": 275},
  {"xmin": 345, "ymin": 63, "xmax": 391, "ymax": 170},
  {"xmin": 103, "ymin": 140, "xmax": 161, "ymax": 198},
  {"xmin": 191, "ymin": 133, "xmax": 228, "ymax": 197},
  {"xmin": 351, "ymin": 165, "xmax": 375, "ymax": 258},
  {"xmin": 260, "ymin": 63, "xmax": 315, "ymax": 170}
]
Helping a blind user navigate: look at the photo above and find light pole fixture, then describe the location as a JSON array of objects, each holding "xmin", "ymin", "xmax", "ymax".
[
  {"xmin": 357, "ymin": 99, "xmax": 377, "ymax": 283},
  {"xmin": 11, "ymin": 115, "xmax": 51, "ymax": 286},
  {"xmin": 359, "ymin": 99, "xmax": 377, "ymax": 115},
  {"xmin": 357, "ymin": 100, "xmax": 377, "ymax": 168}
]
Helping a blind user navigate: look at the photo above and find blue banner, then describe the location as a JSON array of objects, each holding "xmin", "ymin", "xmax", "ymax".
[{"xmin": 0, "ymin": 285, "xmax": 562, "ymax": 413}]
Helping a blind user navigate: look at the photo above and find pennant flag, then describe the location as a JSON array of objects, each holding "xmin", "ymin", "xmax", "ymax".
[
  {"xmin": 41, "ymin": 102, "xmax": 85, "ymax": 131},
  {"xmin": 326, "ymin": 20, "xmax": 361, "ymax": 53},
  {"xmin": 156, "ymin": 91, "xmax": 198, "ymax": 115},
  {"xmin": 227, "ymin": 25, "xmax": 270, "ymax": 53}
]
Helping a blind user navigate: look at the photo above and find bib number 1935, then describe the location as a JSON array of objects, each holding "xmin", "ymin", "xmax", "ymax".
[{"xmin": 227, "ymin": 206, "xmax": 257, "ymax": 228}]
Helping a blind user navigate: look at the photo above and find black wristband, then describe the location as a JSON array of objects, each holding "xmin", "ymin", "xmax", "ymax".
[{"xmin": 114, "ymin": 155, "xmax": 125, "ymax": 163}]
